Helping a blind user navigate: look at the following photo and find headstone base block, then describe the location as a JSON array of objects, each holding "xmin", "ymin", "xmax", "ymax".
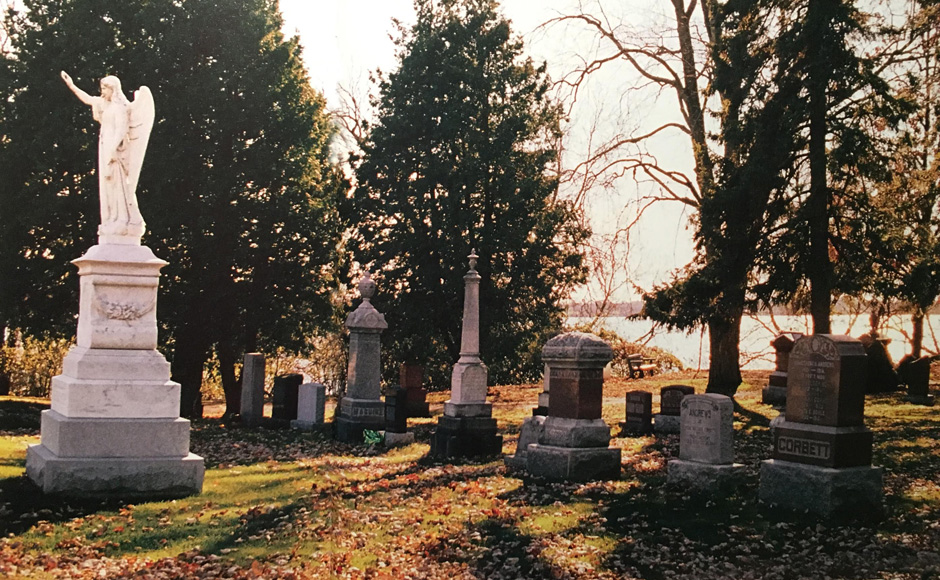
[
  {"xmin": 430, "ymin": 415, "xmax": 502, "ymax": 459},
  {"xmin": 505, "ymin": 415, "xmax": 545, "ymax": 471},
  {"xmin": 26, "ymin": 444, "xmax": 204, "ymax": 498},
  {"xmin": 653, "ymin": 414, "xmax": 680, "ymax": 434},
  {"xmin": 383, "ymin": 431, "xmax": 415, "ymax": 447},
  {"xmin": 525, "ymin": 444, "xmax": 621, "ymax": 481},
  {"xmin": 667, "ymin": 459, "xmax": 745, "ymax": 491},
  {"xmin": 762, "ymin": 385, "xmax": 787, "ymax": 406},
  {"xmin": 334, "ymin": 414, "xmax": 386, "ymax": 443},
  {"xmin": 443, "ymin": 401, "xmax": 492, "ymax": 418},
  {"xmin": 759, "ymin": 459, "xmax": 883, "ymax": 519},
  {"xmin": 903, "ymin": 394, "xmax": 935, "ymax": 406}
]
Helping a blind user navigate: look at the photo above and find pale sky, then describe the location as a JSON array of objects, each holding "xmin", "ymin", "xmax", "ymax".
[{"xmin": 279, "ymin": 0, "xmax": 696, "ymax": 302}]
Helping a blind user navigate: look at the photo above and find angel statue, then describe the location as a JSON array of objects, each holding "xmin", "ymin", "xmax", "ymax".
[{"xmin": 61, "ymin": 71, "xmax": 155, "ymax": 244}]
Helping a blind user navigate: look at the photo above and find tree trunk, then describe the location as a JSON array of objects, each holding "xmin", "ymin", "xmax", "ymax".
[
  {"xmin": 171, "ymin": 326, "xmax": 210, "ymax": 419},
  {"xmin": 911, "ymin": 311, "xmax": 925, "ymax": 359},
  {"xmin": 807, "ymin": 0, "xmax": 833, "ymax": 335},
  {"xmin": 218, "ymin": 340, "xmax": 241, "ymax": 417},
  {"xmin": 706, "ymin": 309, "xmax": 744, "ymax": 396}
]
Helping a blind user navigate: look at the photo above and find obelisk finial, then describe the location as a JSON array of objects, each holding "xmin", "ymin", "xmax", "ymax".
[{"xmin": 468, "ymin": 249, "xmax": 479, "ymax": 272}]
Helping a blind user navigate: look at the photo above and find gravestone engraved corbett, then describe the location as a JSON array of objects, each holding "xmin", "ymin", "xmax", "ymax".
[
  {"xmin": 760, "ymin": 334, "xmax": 883, "ymax": 518},
  {"xmin": 621, "ymin": 391, "xmax": 653, "ymax": 434},
  {"xmin": 335, "ymin": 271, "xmax": 388, "ymax": 443},
  {"xmin": 667, "ymin": 394, "xmax": 744, "ymax": 490},
  {"xmin": 430, "ymin": 251, "xmax": 502, "ymax": 459},
  {"xmin": 523, "ymin": 332, "xmax": 621, "ymax": 481},
  {"xmin": 26, "ymin": 74, "xmax": 203, "ymax": 496},
  {"xmin": 654, "ymin": 385, "xmax": 694, "ymax": 434}
]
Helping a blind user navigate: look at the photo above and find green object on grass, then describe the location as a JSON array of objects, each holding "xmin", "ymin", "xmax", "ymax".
[{"xmin": 363, "ymin": 429, "xmax": 383, "ymax": 445}]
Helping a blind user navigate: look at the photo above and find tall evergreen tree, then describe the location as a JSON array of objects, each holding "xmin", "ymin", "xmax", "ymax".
[
  {"xmin": 346, "ymin": 0, "xmax": 588, "ymax": 386},
  {"xmin": 0, "ymin": 0, "xmax": 345, "ymax": 415}
]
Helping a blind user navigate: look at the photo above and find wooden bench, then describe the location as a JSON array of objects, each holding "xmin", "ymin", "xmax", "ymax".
[{"xmin": 626, "ymin": 354, "xmax": 657, "ymax": 379}]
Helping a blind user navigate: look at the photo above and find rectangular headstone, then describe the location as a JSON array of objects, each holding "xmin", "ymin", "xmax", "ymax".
[
  {"xmin": 272, "ymin": 373, "xmax": 302, "ymax": 420},
  {"xmin": 295, "ymin": 382, "xmax": 326, "ymax": 425},
  {"xmin": 385, "ymin": 386, "xmax": 409, "ymax": 433},
  {"xmin": 786, "ymin": 335, "xmax": 866, "ymax": 427},
  {"xmin": 679, "ymin": 394, "xmax": 734, "ymax": 464},
  {"xmin": 623, "ymin": 390, "xmax": 652, "ymax": 434},
  {"xmin": 660, "ymin": 385, "xmax": 694, "ymax": 416},
  {"xmin": 240, "ymin": 353, "xmax": 265, "ymax": 427}
]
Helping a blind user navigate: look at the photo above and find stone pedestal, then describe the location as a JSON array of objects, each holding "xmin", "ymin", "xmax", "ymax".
[
  {"xmin": 762, "ymin": 333, "xmax": 802, "ymax": 405},
  {"xmin": 667, "ymin": 394, "xmax": 744, "ymax": 491},
  {"xmin": 291, "ymin": 382, "xmax": 327, "ymax": 430},
  {"xmin": 759, "ymin": 334, "xmax": 883, "ymax": 518},
  {"xmin": 431, "ymin": 251, "xmax": 502, "ymax": 459},
  {"xmin": 654, "ymin": 384, "xmax": 694, "ymax": 434},
  {"xmin": 240, "ymin": 353, "xmax": 265, "ymax": 427},
  {"xmin": 524, "ymin": 333, "xmax": 620, "ymax": 481},
  {"xmin": 26, "ymin": 244, "xmax": 203, "ymax": 497},
  {"xmin": 335, "ymin": 272, "xmax": 388, "ymax": 443}
]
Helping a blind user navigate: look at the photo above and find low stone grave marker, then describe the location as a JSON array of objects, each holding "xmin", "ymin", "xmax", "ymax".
[
  {"xmin": 384, "ymin": 385, "xmax": 415, "ymax": 446},
  {"xmin": 621, "ymin": 390, "xmax": 652, "ymax": 434},
  {"xmin": 654, "ymin": 384, "xmax": 694, "ymax": 434},
  {"xmin": 292, "ymin": 382, "xmax": 327, "ymax": 430},
  {"xmin": 272, "ymin": 373, "xmax": 302, "ymax": 421},
  {"xmin": 667, "ymin": 394, "xmax": 744, "ymax": 490},
  {"xmin": 240, "ymin": 353, "xmax": 266, "ymax": 427}
]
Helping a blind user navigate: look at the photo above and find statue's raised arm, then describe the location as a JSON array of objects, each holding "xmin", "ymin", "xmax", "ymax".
[{"xmin": 61, "ymin": 72, "xmax": 155, "ymax": 245}]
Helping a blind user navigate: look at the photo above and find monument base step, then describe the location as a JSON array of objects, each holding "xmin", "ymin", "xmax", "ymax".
[
  {"xmin": 525, "ymin": 444, "xmax": 621, "ymax": 481},
  {"xmin": 26, "ymin": 444, "xmax": 204, "ymax": 498},
  {"xmin": 383, "ymin": 431, "xmax": 415, "ymax": 447},
  {"xmin": 333, "ymin": 415, "xmax": 386, "ymax": 443},
  {"xmin": 759, "ymin": 459, "xmax": 884, "ymax": 519},
  {"xmin": 620, "ymin": 419, "xmax": 653, "ymax": 435},
  {"xmin": 653, "ymin": 414, "xmax": 680, "ymax": 434},
  {"xmin": 761, "ymin": 385, "xmax": 787, "ymax": 406},
  {"xmin": 429, "ymin": 417, "xmax": 502, "ymax": 459},
  {"xmin": 903, "ymin": 394, "xmax": 935, "ymax": 406},
  {"xmin": 667, "ymin": 459, "xmax": 745, "ymax": 491}
]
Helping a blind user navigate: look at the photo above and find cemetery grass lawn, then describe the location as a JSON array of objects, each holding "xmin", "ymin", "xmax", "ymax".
[{"xmin": 0, "ymin": 372, "xmax": 939, "ymax": 579}]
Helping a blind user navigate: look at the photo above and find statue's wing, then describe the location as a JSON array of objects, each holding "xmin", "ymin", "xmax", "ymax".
[{"xmin": 126, "ymin": 86, "xmax": 155, "ymax": 196}]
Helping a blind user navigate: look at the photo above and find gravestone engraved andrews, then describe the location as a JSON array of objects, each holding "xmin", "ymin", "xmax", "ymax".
[
  {"xmin": 621, "ymin": 391, "xmax": 653, "ymax": 435},
  {"xmin": 654, "ymin": 385, "xmax": 694, "ymax": 434},
  {"xmin": 524, "ymin": 332, "xmax": 621, "ymax": 481},
  {"xmin": 667, "ymin": 394, "xmax": 744, "ymax": 490},
  {"xmin": 760, "ymin": 334, "xmax": 883, "ymax": 518}
]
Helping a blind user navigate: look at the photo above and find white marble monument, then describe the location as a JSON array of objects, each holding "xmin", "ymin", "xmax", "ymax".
[{"xmin": 25, "ymin": 73, "xmax": 204, "ymax": 496}]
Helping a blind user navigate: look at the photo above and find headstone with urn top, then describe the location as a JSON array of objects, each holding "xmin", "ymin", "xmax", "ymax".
[
  {"xmin": 621, "ymin": 391, "xmax": 653, "ymax": 435},
  {"xmin": 430, "ymin": 251, "xmax": 503, "ymax": 459},
  {"xmin": 762, "ymin": 332, "xmax": 803, "ymax": 405},
  {"xmin": 524, "ymin": 332, "xmax": 621, "ymax": 481},
  {"xmin": 759, "ymin": 334, "xmax": 883, "ymax": 518},
  {"xmin": 667, "ymin": 394, "xmax": 744, "ymax": 490},
  {"xmin": 654, "ymin": 385, "xmax": 694, "ymax": 434},
  {"xmin": 334, "ymin": 272, "xmax": 388, "ymax": 443}
]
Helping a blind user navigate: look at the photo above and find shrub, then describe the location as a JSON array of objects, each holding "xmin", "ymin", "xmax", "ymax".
[{"xmin": 0, "ymin": 335, "xmax": 73, "ymax": 398}]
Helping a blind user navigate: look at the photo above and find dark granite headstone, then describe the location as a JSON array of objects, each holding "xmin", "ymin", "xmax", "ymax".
[
  {"xmin": 384, "ymin": 385, "xmax": 408, "ymax": 433},
  {"xmin": 622, "ymin": 391, "xmax": 653, "ymax": 434},
  {"xmin": 548, "ymin": 367, "xmax": 603, "ymax": 420},
  {"xmin": 400, "ymin": 363, "xmax": 430, "ymax": 417},
  {"xmin": 898, "ymin": 356, "xmax": 933, "ymax": 405},
  {"xmin": 860, "ymin": 335, "xmax": 900, "ymax": 393},
  {"xmin": 271, "ymin": 373, "xmax": 302, "ymax": 421},
  {"xmin": 660, "ymin": 385, "xmax": 695, "ymax": 416}
]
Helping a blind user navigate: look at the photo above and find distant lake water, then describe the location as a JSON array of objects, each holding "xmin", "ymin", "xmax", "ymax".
[{"xmin": 568, "ymin": 314, "xmax": 939, "ymax": 370}]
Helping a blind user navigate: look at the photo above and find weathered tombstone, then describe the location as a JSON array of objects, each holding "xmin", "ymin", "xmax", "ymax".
[
  {"xmin": 533, "ymin": 363, "xmax": 550, "ymax": 416},
  {"xmin": 621, "ymin": 390, "xmax": 653, "ymax": 435},
  {"xmin": 759, "ymin": 334, "xmax": 883, "ymax": 518},
  {"xmin": 860, "ymin": 333, "xmax": 900, "ymax": 393},
  {"xmin": 335, "ymin": 271, "xmax": 388, "ymax": 443},
  {"xmin": 240, "ymin": 353, "xmax": 266, "ymax": 427},
  {"xmin": 271, "ymin": 373, "xmax": 302, "ymax": 421},
  {"xmin": 654, "ymin": 385, "xmax": 694, "ymax": 434},
  {"xmin": 762, "ymin": 332, "xmax": 802, "ymax": 405},
  {"xmin": 504, "ymin": 415, "xmax": 546, "ymax": 471},
  {"xmin": 400, "ymin": 363, "xmax": 430, "ymax": 417},
  {"xmin": 430, "ymin": 251, "xmax": 503, "ymax": 458},
  {"xmin": 667, "ymin": 394, "xmax": 744, "ymax": 490},
  {"xmin": 26, "ymin": 74, "xmax": 203, "ymax": 496},
  {"xmin": 384, "ymin": 385, "xmax": 415, "ymax": 447},
  {"xmin": 291, "ymin": 382, "xmax": 327, "ymax": 430},
  {"xmin": 524, "ymin": 332, "xmax": 621, "ymax": 481},
  {"xmin": 898, "ymin": 356, "xmax": 934, "ymax": 406}
]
